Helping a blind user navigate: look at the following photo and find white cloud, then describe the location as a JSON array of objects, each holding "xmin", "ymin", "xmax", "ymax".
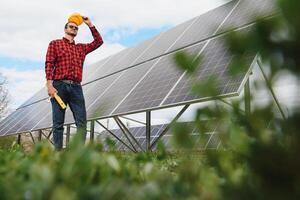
[
  {"xmin": 0, "ymin": 67, "xmax": 44, "ymax": 110},
  {"xmin": 0, "ymin": 0, "xmax": 227, "ymax": 62}
]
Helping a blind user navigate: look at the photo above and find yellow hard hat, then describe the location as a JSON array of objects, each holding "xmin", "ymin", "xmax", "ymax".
[{"xmin": 68, "ymin": 13, "xmax": 83, "ymax": 26}]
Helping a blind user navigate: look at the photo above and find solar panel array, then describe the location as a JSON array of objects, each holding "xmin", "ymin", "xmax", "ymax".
[
  {"xmin": 98, "ymin": 121, "xmax": 222, "ymax": 151},
  {"xmin": 0, "ymin": 0, "xmax": 275, "ymax": 136}
]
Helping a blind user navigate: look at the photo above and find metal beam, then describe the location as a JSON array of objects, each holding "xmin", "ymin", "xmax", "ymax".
[
  {"xmin": 38, "ymin": 130, "xmax": 42, "ymax": 141},
  {"xmin": 257, "ymin": 59, "xmax": 286, "ymax": 120},
  {"xmin": 66, "ymin": 125, "xmax": 71, "ymax": 147},
  {"xmin": 95, "ymin": 120, "xmax": 136, "ymax": 152},
  {"xmin": 151, "ymin": 104, "xmax": 190, "ymax": 149},
  {"xmin": 244, "ymin": 78, "xmax": 251, "ymax": 116},
  {"xmin": 29, "ymin": 131, "xmax": 35, "ymax": 144},
  {"xmin": 120, "ymin": 116, "xmax": 146, "ymax": 125},
  {"xmin": 146, "ymin": 111, "xmax": 151, "ymax": 151},
  {"xmin": 40, "ymin": 131, "xmax": 54, "ymax": 145},
  {"xmin": 90, "ymin": 120, "xmax": 95, "ymax": 143},
  {"xmin": 113, "ymin": 117, "xmax": 138, "ymax": 152},
  {"xmin": 47, "ymin": 129, "xmax": 52, "ymax": 139},
  {"xmin": 115, "ymin": 117, "xmax": 144, "ymax": 152},
  {"xmin": 17, "ymin": 134, "xmax": 21, "ymax": 145}
]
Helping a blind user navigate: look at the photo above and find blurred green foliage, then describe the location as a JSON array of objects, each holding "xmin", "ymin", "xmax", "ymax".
[{"xmin": 0, "ymin": 0, "xmax": 299, "ymax": 199}]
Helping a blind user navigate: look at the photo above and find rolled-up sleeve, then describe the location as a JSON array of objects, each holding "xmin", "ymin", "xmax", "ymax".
[
  {"xmin": 45, "ymin": 41, "xmax": 57, "ymax": 80},
  {"xmin": 84, "ymin": 26, "xmax": 104, "ymax": 55}
]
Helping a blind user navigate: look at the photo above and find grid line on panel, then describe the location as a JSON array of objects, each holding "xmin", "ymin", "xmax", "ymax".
[
  {"xmin": 134, "ymin": 17, "xmax": 198, "ymax": 65},
  {"xmin": 14, "ymin": 100, "xmax": 50, "ymax": 135},
  {"xmin": 0, "ymin": 108, "xmax": 31, "ymax": 135},
  {"xmin": 162, "ymin": 26, "xmax": 256, "ymax": 106},
  {"xmin": 86, "ymin": 72, "xmax": 125, "ymax": 111},
  {"xmin": 82, "ymin": 56, "xmax": 114, "ymax": 84},
  {"xmin": 3, "ymin": 102, "xmax": 42, "ymax": 135},
  {"xmin": 159, "ymin": 40, "xmax": 211, "ymax": 106},
  {"xmin": 112, "ymin": 42, "xmax": 205, "ymax": 116},
  {"xmin": 84, "ymin": 49, "xmax": 134, "ymax": 85},
  {"xmin": 170, "ymin": 0, "xmax": 239, "ymax": 52},
  {"xmin": 18, "ymin": 87, "xmax": 48, "ymax": 108},
  {"xmin": 109, "ymin": 58, "xmax": 161, "ymax": 115},
  {"xmin": 218, "ymin": 0, "xmax": 276, "ymax": 33},
  {"xmin": 64, "ymin": 73, "xmax": 122, "ymax": 125},
  {"xmin": 109, "ymin": 34, "xmax": 163, "ymax": 74},
  {"xmin": 87, "ymin": 60, "xmax": 155, "ymax": 119},
  {"xmin": 0, "ymin": 109, "xmax": 26, "ymax": 134}
]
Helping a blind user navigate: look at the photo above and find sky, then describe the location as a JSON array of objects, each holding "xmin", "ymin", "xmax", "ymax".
[{"xmin": 0, "ymin": 0, "xmax": 229, "ymax": 111}]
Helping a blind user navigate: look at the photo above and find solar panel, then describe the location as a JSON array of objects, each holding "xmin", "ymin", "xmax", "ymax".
[
  {"xmin": 105, "ymin": 35, "xmax": 161, "ymax": 73},
  {"xmin": 0, "ymin": 0, "xmax": 274, "ymax": 137}
]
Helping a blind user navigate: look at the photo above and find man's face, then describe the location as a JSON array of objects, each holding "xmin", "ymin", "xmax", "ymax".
[{"xmin": 65, "ymin": 22, "xmax": 78, "ymax": 37}]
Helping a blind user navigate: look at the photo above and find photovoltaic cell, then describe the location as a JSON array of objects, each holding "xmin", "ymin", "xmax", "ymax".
[
  {"xmin": 83, "ymin": 50, "xmax": 131, "ymax": 84},
  {"xmin": 64, "ymin": 73, "xmax": 122, "ymax": 124},
  {"xmin": 106, "ymin": 36, "xmax": 160, "ymax": 73},
  {"xmin": 113, "ymin": 42, "xmax": 205, "ymax": 115},
  {"xmin": 0, "ymin": 109, "xmax": 26, "ymax": 135},
  {"xmin": 87, "ymin": 59, "xmax": 157, "ymax": 119},
  {"xmin": 133, "ymin": 18, "xmax": 195, "ymax": 64},
  {"xmin": 82, "ymin": 57, "xmax": 112, "ymax": 84},
  {"xmin": 162, "ymin": 27, "xmax": 256, "ymax": 106},
  {"xmin": 170, "ymin": 0, "xmax": 237, "ymax": 51},
  {"xmin": 5, "ymin": 100, "xmax": 50, "ymax": 136},
  {"xmin": 1, "ymin": 103, "xmax": 41, "ymax": 135},
  {"xmin": 18, "ymin": 87, "xmax": 48, "ymax": 108},
  {"xmin": 218, "ymin": 0, "xmax": 276, "ymax": 32}
]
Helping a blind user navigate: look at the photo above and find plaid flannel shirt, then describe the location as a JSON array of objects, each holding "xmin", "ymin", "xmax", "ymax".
[{"xmin": 45, "ymin": 26, "xmax": 103, "ymax": 82}]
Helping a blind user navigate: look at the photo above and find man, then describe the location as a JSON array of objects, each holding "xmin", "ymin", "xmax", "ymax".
[{"xmin": 45, "ymin": 16, "xmax": 103, "ymax": 150}]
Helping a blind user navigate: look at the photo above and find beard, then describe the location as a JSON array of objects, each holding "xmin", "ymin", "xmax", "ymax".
[{"xmin": 67, "ymin": 32, "xmax": 77, "ymax": 37}]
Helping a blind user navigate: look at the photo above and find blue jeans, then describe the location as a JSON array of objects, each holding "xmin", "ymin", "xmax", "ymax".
[{"xmin": 51, "ymin": 80, "xmax": 87, "ymax": 150}]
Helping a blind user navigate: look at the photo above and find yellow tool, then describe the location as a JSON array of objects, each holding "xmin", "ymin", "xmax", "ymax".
[{"xmin": 53, "ymin": 93, "xmax": 67, "ymax": 109}]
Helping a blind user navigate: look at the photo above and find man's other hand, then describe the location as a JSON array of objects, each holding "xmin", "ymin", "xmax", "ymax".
[{"xmin": 82, "ymin": 16, "xmax": 94, "ymax": 27}]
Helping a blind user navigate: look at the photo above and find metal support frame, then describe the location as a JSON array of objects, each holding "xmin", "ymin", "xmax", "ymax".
[
  {"xmin": 95, "ymin": 120, "xmax": 136, "ymax": 152},
  {"xmin": 38, "ymin": 130, "xmax": 42, "ymax": 141},
  {"xmin": 244, "ymin": 78, "xmax": 251, "ymax": 116},
  {"xmin": 115, "ymin": 117, "xmax": 144, "ymax": 152},
  {"xmin": 146, "ymin": 111, "xmax": 151, "ymax": 151},
  {"xmin": 150, "ymin": 104, "xmax": 190, "ymax": 149},
  {"xmin": 29, "ymin": 131, "xmax": 35, "ymax": 144},
  {"xmin": 46, "ymin": 130, "xmax": 52, "ymax": 139},
  {"xmin": 66, "ymin": 125, "xmax": 71, "ymax": 146},
  {"xmin": 120, "ymin": 116, "xmax": 146, "ymax": 125},
  {"xmin": 113, "ymin": 117, "xmax": 138, "ymax": 152},
  {"xmin": 17, "ymin": 134, "xmax": 21, "ymax": 145},
  {"xmin": 218, "ymin": 99, "xmax": 245, "ymax": 114},
  {"xmin": 40, "ymin": 130, "xmax": 54, "ymax": 145},
  {"xmin": 257, "ymin": 59, "xmax": 286, "ymax": 120},
  {"xmin": 90, "ymin": 120, "xmax": 95, "ymax": 143}
]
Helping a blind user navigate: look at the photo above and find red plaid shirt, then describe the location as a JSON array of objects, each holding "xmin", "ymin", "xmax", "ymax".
[{"xmin": 45, "ymin": 26, "xmax": 103, "ymax": 82}]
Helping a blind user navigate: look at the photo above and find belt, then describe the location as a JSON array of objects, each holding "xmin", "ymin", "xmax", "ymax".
[{"xmin": 59, "ymin": 79, "xmax": 81, "ymax": 85}]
